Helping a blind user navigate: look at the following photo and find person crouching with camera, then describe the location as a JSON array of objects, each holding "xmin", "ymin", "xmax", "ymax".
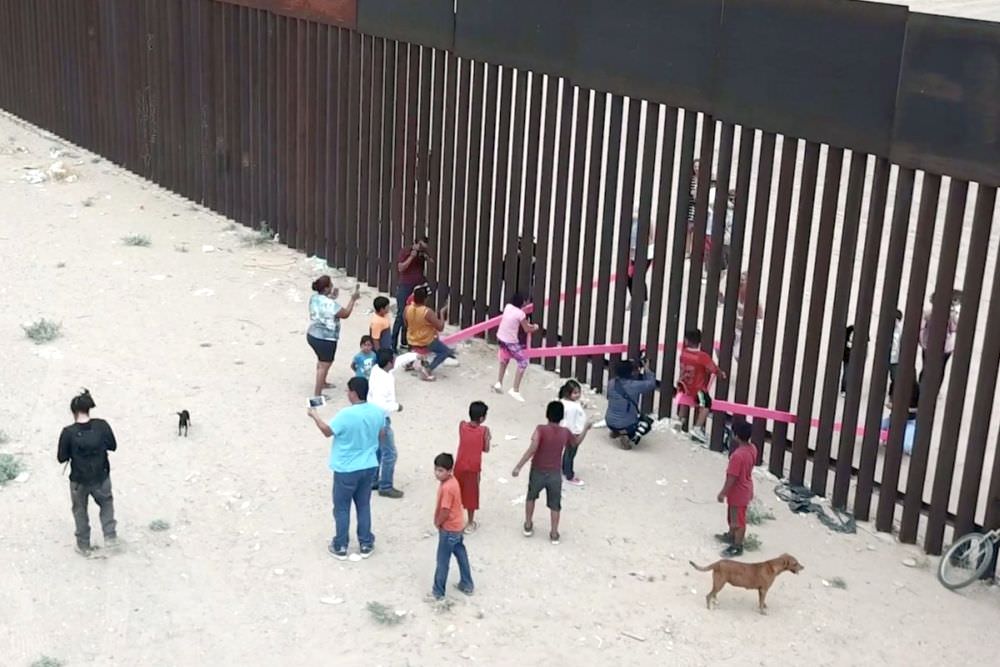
[{"xmin": 604, "ymin": 359, "xmax": 656, "ymax": 450}]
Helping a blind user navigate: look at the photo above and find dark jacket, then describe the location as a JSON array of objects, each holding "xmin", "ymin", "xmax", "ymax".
[
  {"xmin": 57, "ymin": 419, "xmax": 117, "ymax": 484},
  {"xmin": 605, "ymin": 371, "xmax": 656, "ymax": 430}
]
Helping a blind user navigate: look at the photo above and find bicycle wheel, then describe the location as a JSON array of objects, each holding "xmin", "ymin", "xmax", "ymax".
[{"xmin": 937, "ymin": 533, "xmax": 995, "ymax": 590}]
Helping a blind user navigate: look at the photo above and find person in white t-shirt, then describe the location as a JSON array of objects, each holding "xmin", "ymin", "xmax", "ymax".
[
  {"xmin": 558, "ymin": 380, "xmax": 592, "ymax": 486},
  {"xmin": 493, "ymin": 293, "xmax": 539, "ymax": 402}
]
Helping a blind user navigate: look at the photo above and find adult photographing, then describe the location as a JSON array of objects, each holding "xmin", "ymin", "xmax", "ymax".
[
  {"xmin": 307, "ymin": 275, "xmax": 360, "ymax": 397},
  {"xmin": 392, "ymin": 236, "xmax": 432, "ymax": 350},
  {"xmin": 57, "ymin": 389, "xmax": 119, "ymax": 556},
  {"xmin": 604, "ymin": 359, "xmax": 656, "ymax": 450},
  {"xmin": 308, "ymin": 377, "xmax": 385, "ymax": 560}
]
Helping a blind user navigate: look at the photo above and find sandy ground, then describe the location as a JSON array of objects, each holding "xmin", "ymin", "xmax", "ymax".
[{"xmin": 2, "ymin": 112, "xmax": 1000, "ymax": 666}]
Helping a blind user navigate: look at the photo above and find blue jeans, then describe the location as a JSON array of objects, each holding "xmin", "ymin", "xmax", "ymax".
[
  {"xmin": 427, "ymin": 337, "xmax": 456, "ymax": 372},
  {"xmin": 331, "ymin": 468, "xmax": 377, "ymax": 551},
  {"xmin": 433, "ymin": 530, "xmax": 473, "ymax": 598},
  {"xmin": 373, "ymin": 418, "xmax": 397, "ymax": 491},
  {"xmin": 391, "ymin": 283, "xmax": 417, "ymax": 349}
]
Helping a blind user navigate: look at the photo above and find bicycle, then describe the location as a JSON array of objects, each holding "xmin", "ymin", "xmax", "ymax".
[{"xmin": 937, "ymin": 527, "xmax": 1000, "ymax": 590}]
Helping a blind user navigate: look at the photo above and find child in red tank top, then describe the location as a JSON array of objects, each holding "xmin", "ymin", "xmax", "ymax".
[{"xmin": 454, "ymin": 401, "xmax": 491, "ymax": 533}]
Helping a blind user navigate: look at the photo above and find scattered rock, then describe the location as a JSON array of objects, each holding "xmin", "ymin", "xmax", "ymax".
[
  {"xmin": 22, "ymin": 168, "xmax": 47, "ymax": 184},
  {"xmin": 46, "ymin": 160, "xmax": 77, "ymax": 182},
  {"xmin": 202, "ymin": 245, "xmax": 215, "ymax": 253},
  {"xmin": 14, "ymin": 471, "xmax": 30, "ymax": 483},
  {"xmin": 320, "ymin": 596, "xmax": 344, "ymax": 605},
  {"xmin": 273, "ymin": 568, "xmax": 285, "ymax": 575},
  {"xmin": 902, "ymin": 558, "xmax": 917, "ymax": 568}
]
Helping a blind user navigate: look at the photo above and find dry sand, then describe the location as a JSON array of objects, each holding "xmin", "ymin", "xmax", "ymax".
[{"xmin": 2, "ymin": 112, "xmax": 999, "ymax": 666}]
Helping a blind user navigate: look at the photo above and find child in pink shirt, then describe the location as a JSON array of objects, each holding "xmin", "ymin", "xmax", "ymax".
[{"xmin": 493, "ymin": 293, "xmax": 538, "ymax": 402}]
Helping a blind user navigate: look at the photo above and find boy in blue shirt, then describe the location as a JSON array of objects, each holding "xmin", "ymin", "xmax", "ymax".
[{"xmin": 352, "ymin": 335, "xmax": 377, "ymax": 379}]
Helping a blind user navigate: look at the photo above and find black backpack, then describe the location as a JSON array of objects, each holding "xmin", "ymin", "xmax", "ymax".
[{"xmin": 71, "ymin": 423, "xmax": 108, "ymax": 482}]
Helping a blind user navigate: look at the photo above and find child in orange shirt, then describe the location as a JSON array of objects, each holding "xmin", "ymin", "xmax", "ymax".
[
  {"xmin": 370, "ymin": 297, "xmax": 392, "ymax": 351},
  {"xmin": 432, "ymin": 453, "xmax": 474, "ymax": 600},
  {"xmin": 455, "ymin": 401, "xmax": 492, "ymax": 533}
]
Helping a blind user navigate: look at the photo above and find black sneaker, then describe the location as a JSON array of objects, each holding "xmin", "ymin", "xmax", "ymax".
[
  {"xmin": 360, "ymin": 544, "xmax": 375, "ymax": 559},
  {"xmin": 454, "ymin": 583, "xmax": 474, "ymax": 596},
  {"xmin": 715, "ymin": 532, "xmax": 734, "ymax": 544},
  {"xmin": 721, "ymin": 544, "xmax": 744, "ymax": 558},
  {"xmin": 75, "ymin": 544, "xmax": 92, "ymax": 558},
  {"xmin": 379, "ymin": 488, "xmax": 404, "ymax": 499},
  {"xmin": 328, "ymin": 544, "xmax": 348, "ymax": 560}
]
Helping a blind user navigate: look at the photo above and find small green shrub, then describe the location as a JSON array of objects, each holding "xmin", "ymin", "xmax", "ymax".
[
  {"xmin": 121, "ymin": 233, "xmax": 151, "ymax": 247},
  {"xmin": 0, "ymin": 429, "xmax": 9, "ymax": 444},
  {"xmin": 241, "ymin": 223, "xmax": 275, "ymax": 247},
  {"xmin": 366, "ymin": 601, "xmax": 405, "ymax": 625},
  {"xmin": 31, "ymin": 657, "xmax": 64, "ymax": 667},
  {"xmin": 743, "ymin": 533, "xmax": 762, "ymax": 552},
  {"xmin": 148, "ymin": 519, "xmax": 171, "ymax": 532},
  {"xmin": 747, "ymin": 500, "xmax": 776, "ymax": 526},
  {"xmin": 0, "ymin": 453, "xmax": 22, "ymax": 484},
  {"xmin": 830, "ymin": 576, "xmax": 847, "ymax": 590},
  {"xmin": 22, "ymin": 319, "xmax": 62, "ymax": 344}
]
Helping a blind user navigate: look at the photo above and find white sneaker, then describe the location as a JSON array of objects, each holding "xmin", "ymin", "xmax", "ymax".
[
  {"xmin": 691, "ymin": 428, "xmax": 708, "ymax": 444},
  {"xmin": 508, "ymin": 389, "xmax": 525, "ymax": 402},
  {"xmin": 444, "ymin": 357, "xmax": 460, "ymax": 367},
  {"xmin": 492, "ymin": 382, "xmax": 503, "ymax": 394}
]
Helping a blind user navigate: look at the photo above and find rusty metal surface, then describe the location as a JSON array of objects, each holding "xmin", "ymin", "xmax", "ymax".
[
  {"xmin": 4, "ymin": 0, "xmax": 1000, "ymax": 558},
  {"xmin": 214, "ymin": 0, "xmax": 356, "ymax": 29}
]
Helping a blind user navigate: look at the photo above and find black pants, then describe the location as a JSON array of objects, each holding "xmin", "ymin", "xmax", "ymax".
[{"xmin": 562, "ymin": 444, "xmax": 578, "ymax": 480}]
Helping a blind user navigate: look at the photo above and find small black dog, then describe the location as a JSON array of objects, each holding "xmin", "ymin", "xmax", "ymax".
[{"xmin": 177, "ymin": 410, "xmax": 191, "ymax": 437}]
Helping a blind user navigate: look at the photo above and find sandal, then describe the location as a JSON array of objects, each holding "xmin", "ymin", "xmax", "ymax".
[
  {"xmin": 550, "ymin": 531, "xmax": 560, "ymax": 545},
  {"xmin": 522, "ymin": 521, "xmax": 534, "ymax": 537},
  {"xmin": 463, "ymin": 521, "xmax": 479, "ymax": 535}
]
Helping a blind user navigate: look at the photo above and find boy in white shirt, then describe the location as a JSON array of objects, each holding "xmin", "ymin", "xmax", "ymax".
[
  {"xmin": 558, "ymin": 380, "xmax": 592, "ymax": 486},
  {"xmin": 368, "ymin": 349, "xmax": 418, "ymax": 498}
]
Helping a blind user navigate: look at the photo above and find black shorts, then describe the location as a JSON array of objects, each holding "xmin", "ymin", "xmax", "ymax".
[
  {"xmin": 527, "ymin": 469, "xmax": 562, "ymax": 511},
  {"xmin": 307, "ymin": 334, "xmax": 338, "ymax": 363},
  {"xmin": 696, "ymin": 390, "xmax": 712, "ymax": 409}
]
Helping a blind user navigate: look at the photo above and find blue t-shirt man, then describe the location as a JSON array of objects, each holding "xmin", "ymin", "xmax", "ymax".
[{"xmin": 328, "ymin": 401, "xmax": 384, "ymax": 473}]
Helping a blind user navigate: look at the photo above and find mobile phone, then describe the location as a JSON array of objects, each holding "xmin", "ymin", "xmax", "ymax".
[{"xmin": 308, "ymin": 396, "xmax": 326, "ymax": 408}]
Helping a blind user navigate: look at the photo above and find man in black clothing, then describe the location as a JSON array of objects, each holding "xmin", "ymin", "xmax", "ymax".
[{"xmin": 57, "ymin": 389, "xmax": 119, "ymax": 556}]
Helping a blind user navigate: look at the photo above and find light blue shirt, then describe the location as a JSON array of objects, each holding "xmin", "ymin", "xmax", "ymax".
[
  {"xmin": 327, "ymin": 401, "xmax": 383, "ymax": 473},
  {"xmin": 308, "ymin": 293, "xmax": 342, "ymax": 341}
]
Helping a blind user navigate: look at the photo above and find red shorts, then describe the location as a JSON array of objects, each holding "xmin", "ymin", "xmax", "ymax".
[
  {"xmin": 727, "ymin": 505, "xmax": 747, "ymax": 530},
  {"xmin": 455, "ymin": 471, "xmax": 480, "ymax": 511}
]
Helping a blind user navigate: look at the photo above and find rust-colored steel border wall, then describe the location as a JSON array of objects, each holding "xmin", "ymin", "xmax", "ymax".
[{"xmin": 1, "ymin": 0, "xmax": 999, "ymax": 560}]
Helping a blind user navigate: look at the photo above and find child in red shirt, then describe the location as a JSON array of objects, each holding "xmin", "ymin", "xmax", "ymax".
[
  {"xmin": 454, "ymin": 401, "xmax": 491, "ymax": 533},
  {"xmin": 716, "ymin": 421, "xmax": 756, "ymax": 557},
  {"xmin": 675, "ymin": 327, "xmax": 725, "ymax": 444}
]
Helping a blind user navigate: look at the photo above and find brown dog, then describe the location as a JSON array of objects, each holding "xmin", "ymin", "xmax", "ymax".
[{"xmin": 689, "ymin": 553, "xmax": 803, "ymax": 614}]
